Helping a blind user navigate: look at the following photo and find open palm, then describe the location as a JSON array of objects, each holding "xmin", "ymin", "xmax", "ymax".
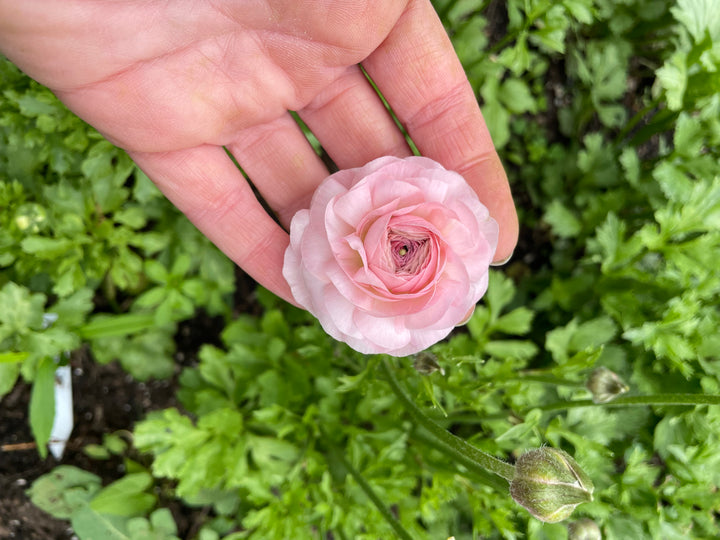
[{"xmin": 0, "ymin": 0, "xmax": 517, "ymax": 303}]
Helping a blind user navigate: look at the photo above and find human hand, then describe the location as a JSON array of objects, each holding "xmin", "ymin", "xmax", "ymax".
[{"xmin": 0, "ymin": 0, "xmax": 518, "ymax": 304}]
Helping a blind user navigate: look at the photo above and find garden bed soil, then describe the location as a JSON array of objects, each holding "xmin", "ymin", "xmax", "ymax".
[
  {"xmin": 0, "ymin": 307, "xmax": 230, "ymax": 540},
  {"xmin": 0, "ymin": 351, "xmax": 178, "ymax": 539}
]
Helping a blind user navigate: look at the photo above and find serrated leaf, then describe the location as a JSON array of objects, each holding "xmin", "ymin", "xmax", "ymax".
[
  {"xmin": 671, "ymin": 0, "xmax": 720, "ymax": 43},
  {"xmin": 491, "ymin": 307, "xmax": 535, "ymax": 335},
  {"xmin": 485, "ymin": 271, "xmax": 516, "ymax": 318},
  {"xmin": 0, "ymin": 282, "xmax": 46, "ymax": 335},
  {"xmin": 48, "ymin": 288, "xmax": 94, "ymax": 328},
  {"xmin": 484, "ymin": 340, "xmax": 538, "ymax": 360},
  {"xmin": 674, "ymin": 112, "xmax": 706, "ymax": 157},
  {"xmin": 198, "ymin": 407, "xmax": 244, "ymax": 437},
  {"xmin": 570, "ymin": 316, "xmax": 617, "ymax": 351},
  {"xmin": 656, "ymin": 53, "xmax": 687, "ymax": 110},
  {"xmin": 544, "ymin": 200, "xmax": 582, "ymax": 238},
  {"xmin": 481, "ymin": 100, "xmax": 511, "ymax": 149},
  {"xmin": 499, "ymin": 78, "xmax": 538, "ymax": 114}
]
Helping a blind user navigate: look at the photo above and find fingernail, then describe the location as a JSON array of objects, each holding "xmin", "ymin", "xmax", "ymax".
[{"xmin": 490, "ymin": 251, "xmax": 514, "ymax": 267}]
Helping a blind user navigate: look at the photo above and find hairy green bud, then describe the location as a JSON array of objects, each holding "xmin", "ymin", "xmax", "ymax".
[
  {"xmin": 586, "ymin": 366, "xmax": 629, "ymax": 403},
  {"xmin": 568, "ymin": 518, "xmax": 602, "ymax": 540},
  {"xmin": 510, "ymin": 447, "xmax": 594, "ymax": 523},
  {"xmin": 413, "ymin": 352, "xmax": 445, "ymax": 375}
]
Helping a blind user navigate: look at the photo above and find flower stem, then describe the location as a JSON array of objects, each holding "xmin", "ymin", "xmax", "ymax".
[
  {"xmin": 336, "ymin": 450, "xmax": 414, "ymax": 540},
  {"xmin": 535, "ymin": 393, "xmax": 720, "ymax": 413},
  {"xmin": 381, "ymin": 359, "xmax": 516, "ymax": 482},
  {"xmin": 411, "ymin": 428, "xmax": 509, "ymax": 492}
]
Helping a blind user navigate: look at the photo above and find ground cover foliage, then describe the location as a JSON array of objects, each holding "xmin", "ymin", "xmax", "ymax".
[{"xmin": 1, "ymin": 0, "xmax": 720, "ymax": 538}]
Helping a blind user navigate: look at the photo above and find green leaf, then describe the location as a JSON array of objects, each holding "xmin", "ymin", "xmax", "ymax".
[
  {"xmin": 562, "ymin": 0, "xmax": 593, "ymax": 24},
  {"xmin": 544, "ymin": 200, "xmax": 582, "ymax": 238},
  {"xmin": 570, "ymin": 316, "xmax": 617, "ymax": 351},
  {"xmin": 70, "ymin": 505, "xmax": 128, "ymax": 540},
  {"xmin": 49, "ymin": 288, "xmax": 94, "ymax": 328},
  {"xmin": 27, "ymin": 466, "xmax": 102, "ymax": 519},
  {"xmin": 20, "ymin": 236, "xmax": 75, "ymax": 258},
  {"xmin": 0, "ymin": 363, "xmax": 21, "ymax": 398},
  {"xmin": 84, "ymin": 444, "xmax": 112, "ymax": 460},
  {"xmin": 0, "ymin": 351, "xmax": 29, "ymax": 364},
  {"xmin": 481, "ymin": 100, "xmax": 511, "ymax": 149},
  {"xmin": 126, "ymin": 508, "xmax": 180, "ymax": 540},
  {"xmin": 114, "ymin": 206, "xmax": 148, "ymax": 229},
  {"xmin": 671, "ymin": 0, "xmax": 720, "ymax": 43},
  {"xmin": 491, "ymin": 307, "xmax": 535, "ymax": 335},
  {"xmin": 656, "ymin": 52, "xmax": 687, "ymax": 110},
  {"xmin": 144, "ymin": 259, "xmax": 169, "ymax": 284},
  {"xmin": 484, "ymin": 340, "xmax": 539, "ymax": 360},
  {"xmin": 14, "ymin": 93, "xmax": 59, "ymax": 116},
  {"xmin": 170, "ymin": 253, "xmax": 192, "ymax": 277},
  {"xmin": 79, "ymin": 313, "xmax": 157, "ymax": 339},
  {"xmin": 674, "ymin": 111, "xmax": 706, "ymax": 158},
  {"xmin": 499, "ymin": 78, "xmax": 538, "ymax": 114},
  {"xmin": 484, "ymin": 271, "xmax": 517, "ymax": 318},
  {"xmin": 25, "ymin": 327, "xmax": 80, "ymax": 365},
  {"xmin": 90, "ymin": 472, "xmax": 156, "ymax": 517},
  {"xmin": 29, "ymin": 356, "xmax": 56, "ymax": 458},
  {"xmin": 495, "ymin": 409, "xmax": 543, "ymax": 443},
  {"xmin": 0, "ymin": 282, "xmax": 46, "ymax": 336},
  {"xmin": 103, "ymin": 432, "xmax": 129, "ymax": 455}
]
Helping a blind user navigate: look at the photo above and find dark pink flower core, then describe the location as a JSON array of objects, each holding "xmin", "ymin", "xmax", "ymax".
[{"xmin": 388, "ymin": 229, "xmax": 431, "ymax": 274}]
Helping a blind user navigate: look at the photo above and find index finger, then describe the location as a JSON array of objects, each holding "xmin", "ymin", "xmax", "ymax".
[{"xmin": 361, "ymin": 0, "xmax": 518, "ymax": 263}]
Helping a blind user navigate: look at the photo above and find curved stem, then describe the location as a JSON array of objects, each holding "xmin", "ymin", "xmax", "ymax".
[
  {"xmin": 381, "ymin": 359, "xmax": 516, "ymax": 482},
  {"xmin": 337, "ymin": 451, "xmax": 414, "ymax": 540},
  {"xmin": 411, "ymin": 428, "xmax": 508, "ymax": 492}
]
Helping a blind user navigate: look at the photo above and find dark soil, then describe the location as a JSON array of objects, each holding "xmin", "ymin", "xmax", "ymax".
[
  {"xmin": 0, "ymin": 309, "xmax": 227, "ymax": 540},
  {"xmin": 0, "ymin": 351, "xmax": 173, "ymax": 539}
]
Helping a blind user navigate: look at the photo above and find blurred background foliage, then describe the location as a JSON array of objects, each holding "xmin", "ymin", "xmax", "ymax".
[{"xmin": 2, "ymin": 0, "xmax": 719, "ymax": 538}]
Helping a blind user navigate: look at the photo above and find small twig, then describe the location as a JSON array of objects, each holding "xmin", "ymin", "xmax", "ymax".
[{"xmin": 1, "ymin": 441, "xmax": 37, "ymax": 451}]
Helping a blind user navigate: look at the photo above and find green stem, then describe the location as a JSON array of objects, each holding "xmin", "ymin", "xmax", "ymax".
[
  {"xmin": 381, "ymin": 359, "xmax": 516, "ymax": 482},
  {"xmin": 411, "ymin": 428, "xmax": 508, "ymax": 492},
  {"xmin": 337, "ymin": 451, "xmax": 414, "ymax": 540},
  {"xmin": 613, "ymin": 98, "xmax": 661, "ymax": 144},
  {"xmin": 499, "ymin": 373, "xmax": 584, "ymax": 386},
  {"xmin": 536, "ymin": 393, "xmax": 720, "ymax": 413}
]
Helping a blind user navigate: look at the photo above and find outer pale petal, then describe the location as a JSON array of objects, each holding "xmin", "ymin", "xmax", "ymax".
[{"xmin": 283, "ymin": 210, "xmax": 313, "ymax": 309}]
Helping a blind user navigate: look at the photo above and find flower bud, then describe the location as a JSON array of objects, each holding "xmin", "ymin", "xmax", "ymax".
[
  {"xmin": 568, "ymin": 518, "xmax": 602, "ymax": 540},
  {"xmin": 413, "ymin": 352, "xmax": 445, "ymax": 375},
  {"xmin": 510, "ymin": 447, "xmax": 594, "ymax": 523},
  {"xmin": 586, "ymin": 367, "xmax": 628, "ymax": 403}
]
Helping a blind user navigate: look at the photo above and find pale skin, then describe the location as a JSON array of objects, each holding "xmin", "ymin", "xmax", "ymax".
[{"xmin": 0, "ymin": 0, "xmax": 518, "ymax": 305}]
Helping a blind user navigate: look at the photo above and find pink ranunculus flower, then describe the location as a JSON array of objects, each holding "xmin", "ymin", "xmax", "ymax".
[{"xmin": 283, "ymin": 155, "xmax": 499, "ymax": 356}]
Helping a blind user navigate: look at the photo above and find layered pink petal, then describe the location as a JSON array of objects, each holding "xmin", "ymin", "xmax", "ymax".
[{"xmin": 283, "ymin": 156, "xmax": 499, "ymax": 357}]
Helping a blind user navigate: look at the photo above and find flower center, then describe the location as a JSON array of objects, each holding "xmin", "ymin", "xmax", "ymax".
[{"xmin": 388, "ymin": 229, "xmax": 430, "ymax": 274}]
